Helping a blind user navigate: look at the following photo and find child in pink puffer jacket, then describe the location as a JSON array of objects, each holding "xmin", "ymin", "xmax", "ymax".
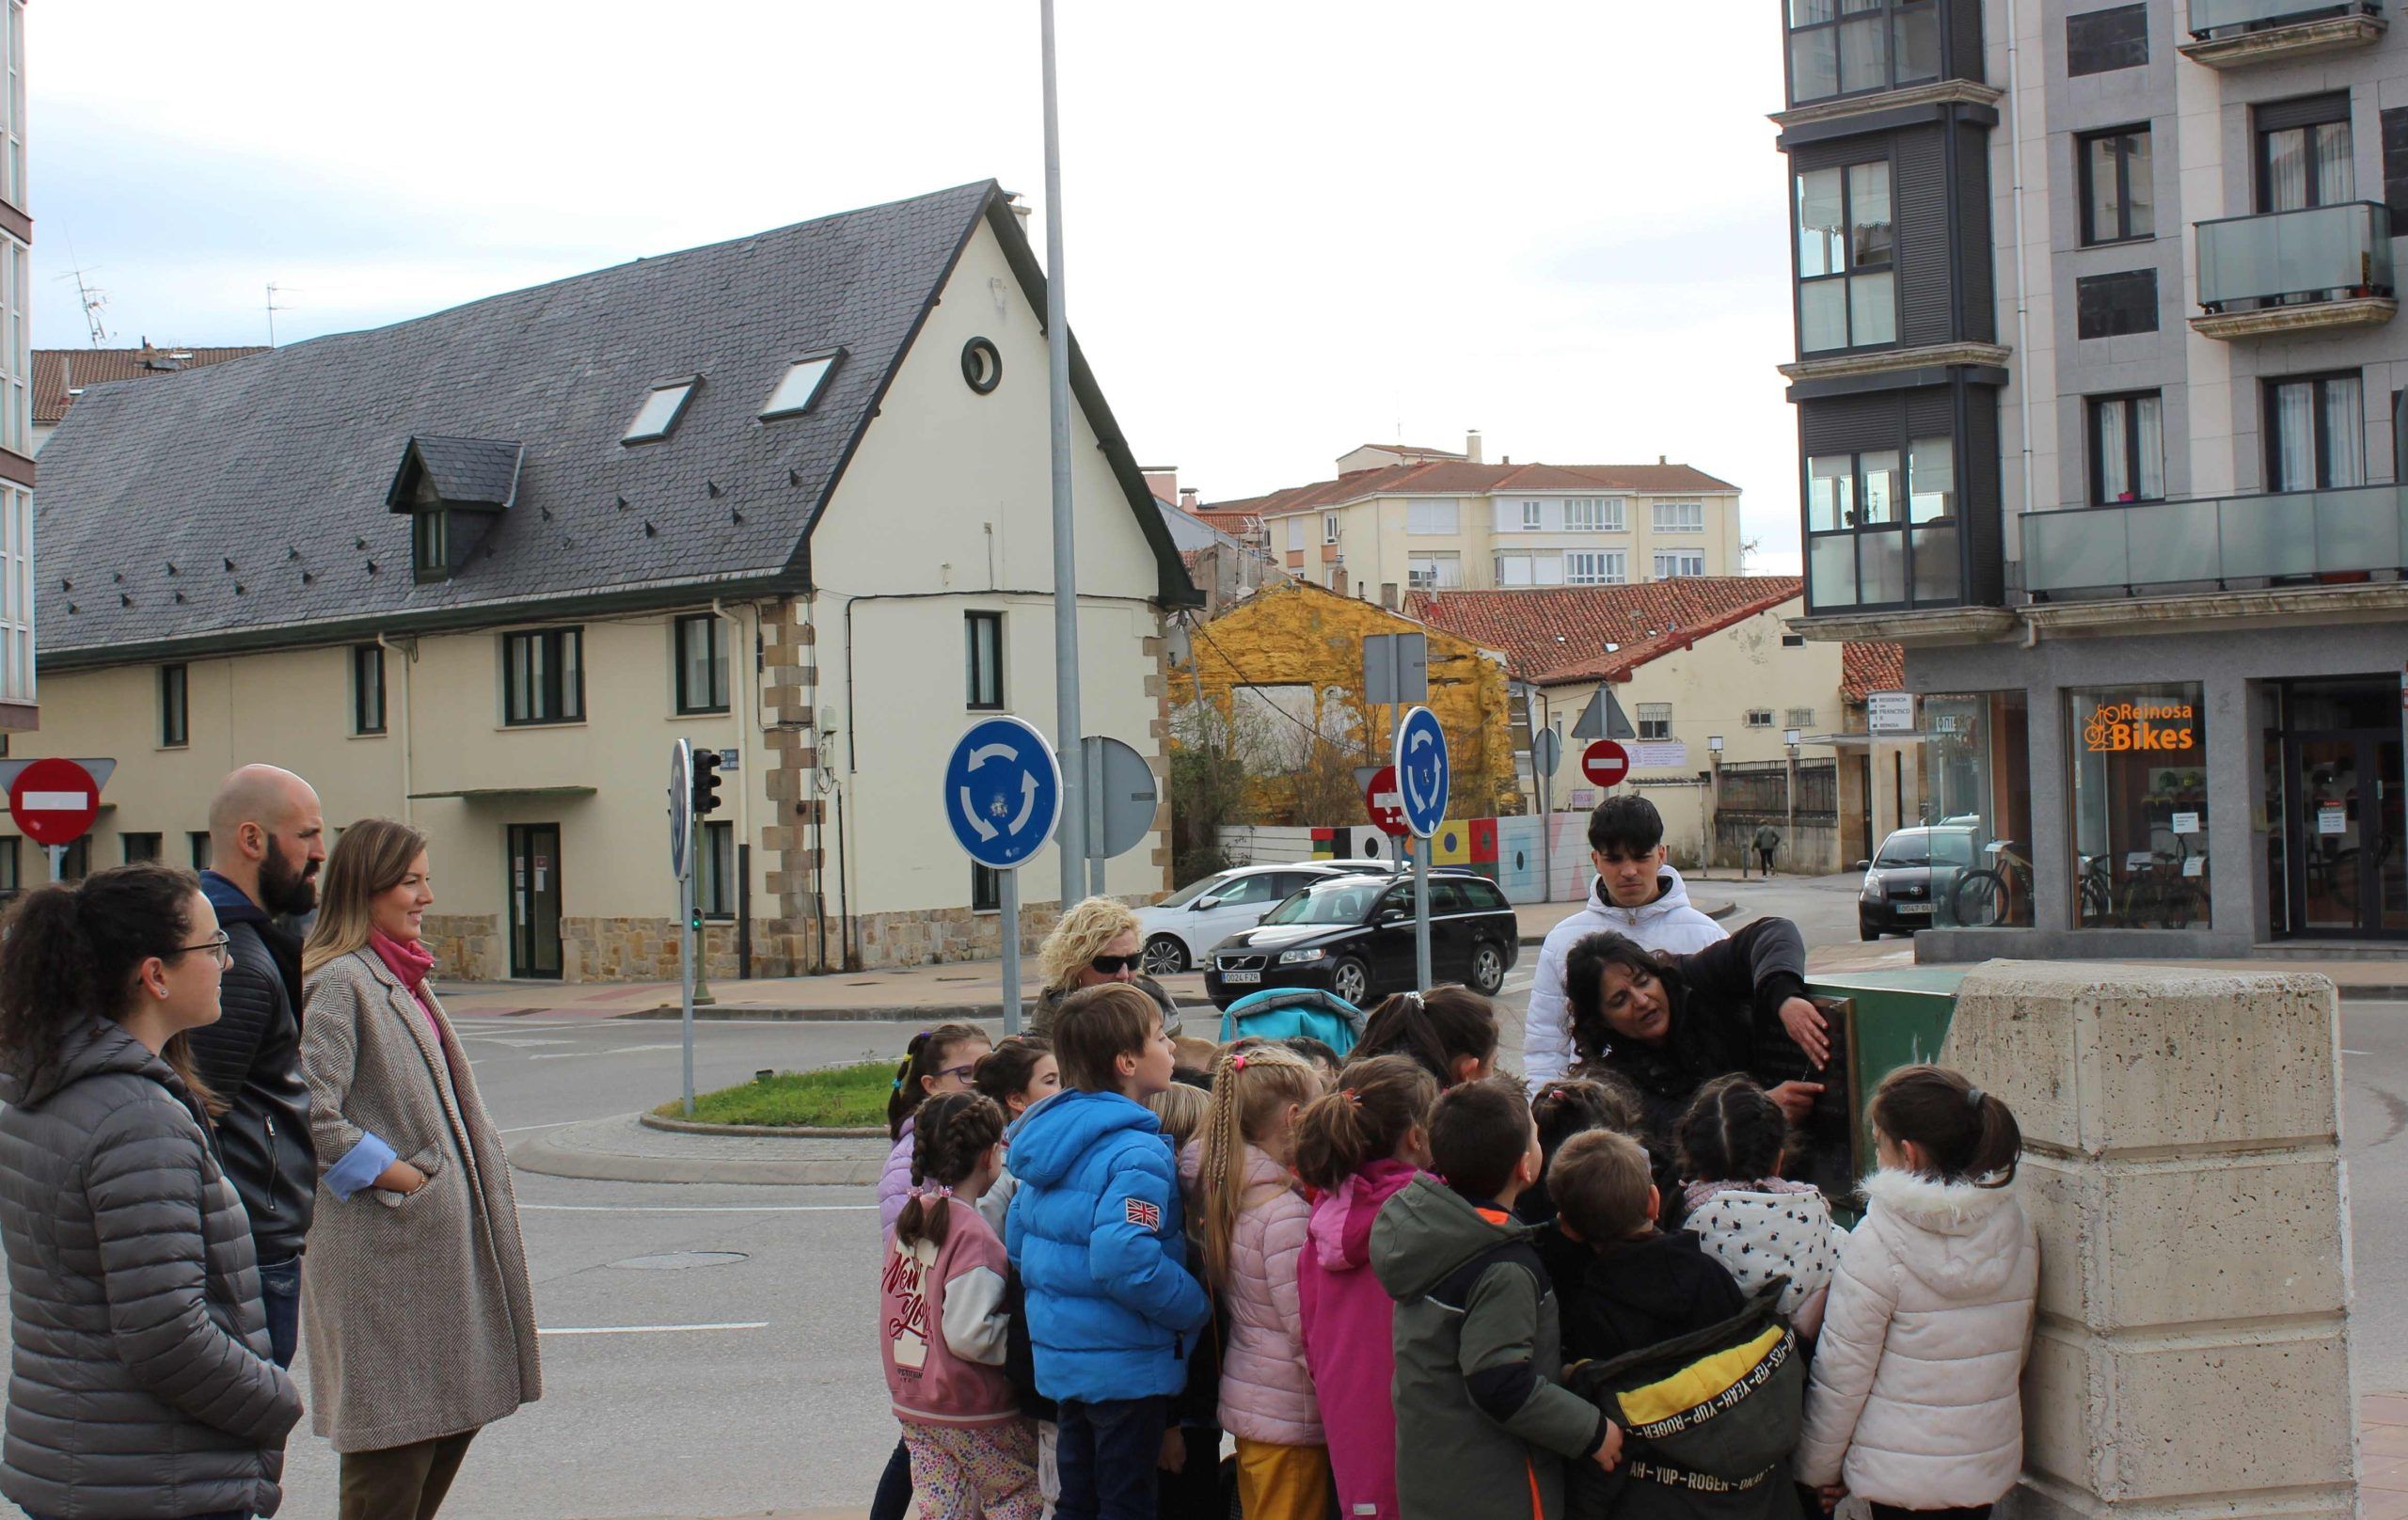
[
  {"xmin": 1294, "ymin": 1054, "xmax": 1437, "ymax": 1520},
  {"xmin": 1189, "ymin": 1044, "xmax": 1327, "ymax": 1520}
]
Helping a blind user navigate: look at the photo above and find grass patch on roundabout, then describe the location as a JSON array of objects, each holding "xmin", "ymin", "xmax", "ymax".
[{"xmin": 657, "ymin": 1060, "xmax": 894, "ymax": 1129}]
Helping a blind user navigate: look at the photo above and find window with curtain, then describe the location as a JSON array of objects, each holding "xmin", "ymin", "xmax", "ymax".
[
  {"xmin": 1653, "ymin": 551, "xmax": 1707, "ymax": 578},
  {"xmin": 2258, "ymin": 98, "xmax": 2354, "ymax": 214},
  {"xmin": 2089, "ymin": 393, "xmax": 2166, "ymax": 504},
  {"xmin": 1638, "ymin": 704, "xmax": 1673, "ymax": 741},
  {"xmin": 1787, "ymin": 0, "xmax": 1940, "ymax": 104},
  {"xmin": 1797, "ymin": 161, "xmax": 1896, "ymax": 352},
  {"xmin": 2267, "ymin": 374, "xmax": 2365, "ymax": 491},
  {"xmin": 1565, "ymin": 551, "xmax": 1626, "ymax": 585},
  {"xmin": 1407, "ymin": 499, "xmax": 1459, "ymax": 534},
  {"xmin": 1806, "ymin": 439, "xmax": 1958, "ymax": 612},
  {"xmin": 1408, "ymin": 556, "xmax": 1461, "ymax": 590},
  {"xmin": 2081, "ymin": 127, "xmax": 2154, "ymax": 245}
]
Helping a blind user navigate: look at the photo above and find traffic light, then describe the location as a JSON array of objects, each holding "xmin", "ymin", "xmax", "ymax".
[{"xmin": 690, "ymin": 749, "xmax": 724, "ymax": 817}]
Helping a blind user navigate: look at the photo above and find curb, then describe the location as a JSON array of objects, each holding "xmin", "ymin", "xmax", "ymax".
[
  {"xmin": 638, "ymin": 1112, "xmax": 885, "ymax": 1140},
  {"xmin": 507, "ymin": 1115, "xmax": 882, "ymax": 1187}
]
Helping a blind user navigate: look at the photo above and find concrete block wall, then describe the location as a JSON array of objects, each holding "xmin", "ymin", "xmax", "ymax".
[{"xmin": 1943, "ymin": 961, "xmax": 2358, "ymax": 1520}]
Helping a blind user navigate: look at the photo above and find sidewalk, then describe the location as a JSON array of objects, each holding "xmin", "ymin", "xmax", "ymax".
[{"xmin": 1805, "ymin": 936, "xmax": 2408, "ymax": 998}]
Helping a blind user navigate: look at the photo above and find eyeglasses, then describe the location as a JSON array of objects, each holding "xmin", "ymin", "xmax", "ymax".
[
  {"xmin": 1089, "ymin": 954, "xmax": 1141, "ymax": 975},
  {"xmin": 174, "ymin": 931, "xmax": 233, "ymax": 968},
  {"xmin": 931, "ymin": 1063, "xmax": 981, "ymax": 1085}
]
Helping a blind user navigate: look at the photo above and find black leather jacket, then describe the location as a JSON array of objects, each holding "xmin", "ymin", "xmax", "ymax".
[{"xmin": 188, "ymin": 874, "xmax": 316, "ymax": 1260}]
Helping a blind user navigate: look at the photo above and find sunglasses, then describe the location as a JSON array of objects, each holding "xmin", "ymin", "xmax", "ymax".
[{"xmin": 1089, "ymin": 954, "xmax": 1141, "ymax": 975}]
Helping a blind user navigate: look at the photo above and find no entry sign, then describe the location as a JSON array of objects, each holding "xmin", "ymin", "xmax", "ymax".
[
  {"xmin": 1581, "ymin": 739, "xmax": 1630, "ymax": 789},
  {"xmin": 9, "ymin": 757, "xmax": 101, "ymax": 847},
  {"xmin": 1364, "ymin": 765, "xmax": 1409, "ymax": 837}
]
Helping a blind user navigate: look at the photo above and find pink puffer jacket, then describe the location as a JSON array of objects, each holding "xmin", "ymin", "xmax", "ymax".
[
  {"xmin": 1186, "ymin": 1142, "xmax": 1323, "ymax": 1446},
  {"xmin": 1298, "ymin": 1158, "xmax": 1421, "ymax": 1520}
]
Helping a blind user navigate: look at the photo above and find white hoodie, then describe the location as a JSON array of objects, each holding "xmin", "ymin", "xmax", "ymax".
[
  {"xmin": 1794, "ymin": 1168, "xmax": 2039, "ymax": 1508},
  {"xmin": 1521, "ymin": 866, "xmax": 1727, "ymax": 1090}
]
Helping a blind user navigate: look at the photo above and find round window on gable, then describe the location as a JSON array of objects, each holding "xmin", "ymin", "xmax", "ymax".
[{"xmin": 961, "ymin": 337, "xmax": 1003, "ymax": 395}]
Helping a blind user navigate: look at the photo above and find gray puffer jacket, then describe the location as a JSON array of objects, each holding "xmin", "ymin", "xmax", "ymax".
[{"xmin": 0, "ymin": 1017, "xmax": 303, "ymax": 1519}]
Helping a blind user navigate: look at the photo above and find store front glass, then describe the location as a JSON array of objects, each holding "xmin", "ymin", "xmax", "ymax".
[
  {"xmin": 2266, "ymin": 678, "xmax": 2406, "ymax": 940},
  {"xmin": 2069, "ymin": 684, "xmax": 2210, "ymax": 930},
  {"xmin": 1923, "ymin": 692, "xmax": 2032, "ymax": 926}
]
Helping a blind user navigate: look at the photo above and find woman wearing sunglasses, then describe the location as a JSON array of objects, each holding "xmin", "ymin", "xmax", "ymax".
[
  {"xmin": 1027, "ymin": 895, "xmax": 1183, "ymax": 1041},
  {"xmin": 0, "ymin": 863, "xmax": 302, "ymax": 1520}
]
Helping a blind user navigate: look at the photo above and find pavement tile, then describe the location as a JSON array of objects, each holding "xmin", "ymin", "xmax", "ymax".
[
  {"xmin": 2366, "ymin": 1422, "xmax": 2408, "ymax": 1458},
  {"xmin": 2365, "ymin": 1491, "xmax": 2408, "ymax": 1520},
  {"xmin": 2368, "ymin": 1394, "xmax": 2408, "ymax": 1426},
  {"xmin": 2363, "ymin": 1454, "xmax": 2408, "ymax": 1490}
]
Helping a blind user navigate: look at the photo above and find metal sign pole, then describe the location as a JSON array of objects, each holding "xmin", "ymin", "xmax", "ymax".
[
  {"xmin": 680, "ymin": 867, "xmax": 697, "ymax": 1117},
  {"xmin": 1000, "ymin": 869, "xmax": 1022, "ymax": 1036},
  {"xmin": 1040, "ymin": 0, "xmax": 1087, "ymax": 910},
  {"xmin": 46, "ymin": 844, "xmax": 62, "ymax": 884},
  {"xmin": 1413, "ymin": 831, "xmax": 1433, "ymax": 991}
]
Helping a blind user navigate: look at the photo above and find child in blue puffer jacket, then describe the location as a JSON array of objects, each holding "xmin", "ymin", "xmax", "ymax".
[{"xmin": 1006, "ymin": 983, "xmax": 1212, "ymax": 1520}]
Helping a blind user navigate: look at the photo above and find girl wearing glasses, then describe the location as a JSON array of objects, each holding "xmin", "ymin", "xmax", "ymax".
[
  {"xmin": 0, "ymin": 863, "xmax": 303, "ymax": 1520},
  {"xmin": 1027, "ymin": 896, "xmax": 1182, "ymax": 1041},
  {"xmin": 297, "ymin": 818, "xmax": 538, "ymax": 1520}
]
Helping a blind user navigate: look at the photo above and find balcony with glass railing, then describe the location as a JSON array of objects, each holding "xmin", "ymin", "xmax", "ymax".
[
  {"xmin": 2181, "ymin": 0, "xmax": 2385, "ymax": 67},
  {"xmin": 2021, "ymin": 483, "xmax": 2408, "ymax": 597},
  {"xmin": 2191, "ymin": 202, "xmax": 2398, "ymax": 339}
]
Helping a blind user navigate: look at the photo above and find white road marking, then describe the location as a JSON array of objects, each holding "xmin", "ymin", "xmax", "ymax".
[
  {"xmin": 2344, "ymin": 1050, "xmax": 2370, "ymax": 1056},
  {"xmin": 519, "ymin": 1203, "xmax": 874, "ymax": 1213},
  {"xmin": 458, "ymin": 1037, "xmax": 577, "ymax": 1049},
  {"xmin": 499, "ymin": 1120, "xmax": 580, "ymax": 1134},
  {"xmin": 527, "ymin": 1044, "xmax": 686, "ymax": 1061},
  {"xmin": 539, "ymin": 1322, "xmax": 769, "ymax": 1336}
]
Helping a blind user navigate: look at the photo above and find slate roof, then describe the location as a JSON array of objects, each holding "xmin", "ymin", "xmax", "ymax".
[
  {"xmin": 1403, "ymin": 577, "xmax": 1802, "ymax": 684},
  {"xmin": 1840, "ymin": 640, "xmax": 1906, "ymax": 704},
  {"xmin": 1207, "ymin": 459, "xmax": 1740, "ymax": 519},
  {"xmin": 36, "ymin": 182, "xmax": 1196, "ymax": 667},
  {"xmin": 33, "ymin": 346, "xmax": 271, "ymax": 426},
  {"xmin": 390, "ymin": 435, "xmax": 523, "ymax": 510}
]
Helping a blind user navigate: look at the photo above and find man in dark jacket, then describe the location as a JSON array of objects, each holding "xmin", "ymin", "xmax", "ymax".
[{"xmin": 190, "ymin": 764, "xmax": 325, "ymax": 1370}]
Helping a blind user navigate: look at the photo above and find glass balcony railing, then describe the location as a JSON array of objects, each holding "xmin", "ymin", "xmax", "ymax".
[
  {"xmin": 2189, "ymin": 0, "xmax": 2377, "ymax": 35},
  {"xmin": 2022, "ymin": 483, "xmax": 2408, "ymax": 595},
  {"xmin": 2196, "ymin": 202, "xmax": 2394, "ymax": 310}
]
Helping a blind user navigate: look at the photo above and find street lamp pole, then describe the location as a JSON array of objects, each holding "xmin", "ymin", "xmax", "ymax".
[{"xmin": 1040, "ymin": 0, "xmax": 1087, "ymax": 911}]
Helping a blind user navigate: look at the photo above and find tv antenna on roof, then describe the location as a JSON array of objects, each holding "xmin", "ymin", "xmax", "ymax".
[
  {"xmin": 266, "ymin": 282, "xmax": 293, "ymax": 346},
  {"xmin": 61, "ymin": 266, "xmax": 108, "ymax": 347}
]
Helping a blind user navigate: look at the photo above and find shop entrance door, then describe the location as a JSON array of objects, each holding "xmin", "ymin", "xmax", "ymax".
[
  {"xmin": 508, "ymin": 824, "xmax": 564, "ymax": 978},
  {"xmin": 2280, "ymin": 712, "xmax": 2406, "ymax": 940}
]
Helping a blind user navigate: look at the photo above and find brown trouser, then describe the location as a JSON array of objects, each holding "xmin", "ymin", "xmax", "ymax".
[{"xmin": 339, "ymin": 1428, "xmax": 480, "ymax": 1520}]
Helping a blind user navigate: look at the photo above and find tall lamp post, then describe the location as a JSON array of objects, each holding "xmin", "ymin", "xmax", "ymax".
[{"xmin": 1040, "ymin": 0, "xmax": 1088, "ymax": 911}]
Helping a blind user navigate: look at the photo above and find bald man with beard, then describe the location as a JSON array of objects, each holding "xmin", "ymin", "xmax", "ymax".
[{"xmin": 191, "ymin": 764, "xmax": 326, "ymax": 1373}]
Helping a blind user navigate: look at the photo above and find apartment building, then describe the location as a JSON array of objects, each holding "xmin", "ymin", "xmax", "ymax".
[
  {"xmin": 1202, "ymin": 435, "xmax": 1743, "ymax": 601},
  {"xmin": 1774, "ymin": 0, "xmax": 2406, "ymax": 953},
  {"xmin": 0, "ymin": 0, "xmax": 28, "ymax": 733}
]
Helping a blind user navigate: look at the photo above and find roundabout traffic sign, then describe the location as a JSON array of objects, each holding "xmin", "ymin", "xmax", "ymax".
[
  {"xmin": 1396, "ymin": 706, "xmax": 1450, "ymax": 839},
  {"xmin": 945, "ymin": 716, "xmax": 1064, "ymax": 870}
]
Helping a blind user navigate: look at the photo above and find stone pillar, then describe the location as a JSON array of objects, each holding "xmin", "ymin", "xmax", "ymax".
[{"xmin": 1942, "ymin": 962, "xmax": 2358, "ymax": 1520}]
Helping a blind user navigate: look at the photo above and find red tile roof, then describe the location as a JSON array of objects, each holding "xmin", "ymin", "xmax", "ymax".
[
  {"xmin": 1346, "ymin": 441, "xmax": 1466, "ymax": 461},
  {"xmin": 1405, "ymin": 577, "xmax": 1802, "ymax": 684},
  {"xmin": 1203, "ymin": 458, "xmax": 1739, "ymax": 518},
  {"xmin": 1840, "ymin": 641, "xmax": 1906, "ymax": 704},
  {"xmin": 35, "ymin": 346, "xmax": 272, "ymax": 425}
]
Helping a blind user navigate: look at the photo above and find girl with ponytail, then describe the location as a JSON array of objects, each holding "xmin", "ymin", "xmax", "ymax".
[
  {"xmin": 878, "ymin": 1092, "xmax": 1040, "ymax": 1519},
  {"xmin": 1798, "ymin": 1066, "xmax": 2038, "ymax": 1517},
  {"xmin": 1352, "ymin": 986, "xmax": 1499, "ymax": 1088},
  {"xmin": 1189, "ymin": 1043, "xmax": 1327, "ymax": 1520},
  {"xmin": 1292, "ymin": 1054, "xmax": 1436, "ymax": 1520}
]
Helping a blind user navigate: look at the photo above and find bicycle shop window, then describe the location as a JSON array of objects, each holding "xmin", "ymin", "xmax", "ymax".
[
  {"xmin": 2067, "ymin": 684, "xmax": 2210, "ymax": 931},
  {"xmin": 1923, "ymin": 692, "xmax": 2033, "ymax": 927}
]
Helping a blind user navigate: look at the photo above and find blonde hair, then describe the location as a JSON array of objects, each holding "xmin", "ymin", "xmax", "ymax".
[
  {"xmin": 303, "ymin": 817, "xmax": 430, "ymax": 977},
  {"xmin": 1146, "ymin": 1082, "xmax": 1210, "ymax": 1153},
  {"xmin": 1039, "ymin": 896, "xmax": 1142, "ymax": 992},
  {"xmin": 1197, "ymin": 1044, "xmax": 1322, "ymax": 1290}
]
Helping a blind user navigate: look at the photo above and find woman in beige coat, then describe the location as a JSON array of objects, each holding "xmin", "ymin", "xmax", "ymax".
[{"xmin": 298, "ymin": 817, "xmax": 540, "ymax": 1520}]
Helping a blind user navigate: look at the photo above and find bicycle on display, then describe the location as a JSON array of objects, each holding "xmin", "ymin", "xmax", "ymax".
[
  {"xmin": 1951, "ymin": 839, "xmax": 2033, "ymax": 928},
  {"xmin": 2079, "ymin": 843, "xmax": 2205, "ymax": 929}
]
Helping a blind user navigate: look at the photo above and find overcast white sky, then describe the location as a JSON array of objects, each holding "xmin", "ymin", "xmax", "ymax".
[{"xmin": 30, "ymin": 2, "xmax": 1805, "ymax": 571}]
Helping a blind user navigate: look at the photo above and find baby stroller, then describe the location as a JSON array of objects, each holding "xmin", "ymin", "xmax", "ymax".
[{"xmin": 1214, "ymin": 986, "xmax": 1366, "ymax": 1058}]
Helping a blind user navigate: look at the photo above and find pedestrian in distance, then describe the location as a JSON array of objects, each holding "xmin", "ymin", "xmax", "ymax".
[
  {"xmin": 188, "ymin": 763, "xmax": 326, "ymax": 1371},
  {"xmin": 0, "ymin": 863, "xmax": 303, "ymax": 1520},
  {"xmin": 1029, "ymin": 897, "xmax": 1183, "ymax": 1040},
  {"xmin": 298, "ymin": 818, "xmax": 540, "ymax": 1520},
  {"xmin": 1524, "ymin": 797, "xmax": 1728, "ymax": 1093},
  {"xmin": 1754, "ymin": 824, "xmax": 1782, "ymax": 879}
]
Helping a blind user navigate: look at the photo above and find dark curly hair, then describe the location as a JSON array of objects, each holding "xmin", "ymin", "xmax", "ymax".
[
  {"xmin": 1675, "ymin": 1074, "xmax": 1788, "ymax": 1183},
  {"xmin": 1531, "ymin": 1073, "xmax": 1642, "ymax": 1160},
  {"xmin": 1562, "ymin": 931, "xmax": 1673, "ymax": 1068},
  {"xmin": 895, "ymin": 1091, "xmax": 1008, "ymax": 1249}
]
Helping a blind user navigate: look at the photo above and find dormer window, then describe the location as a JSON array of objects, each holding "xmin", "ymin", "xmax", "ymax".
[
  {"xmin": 622, "ymin": 378, "xmax": 698, "ymax": 445},
  {"xmin": 760, "ymin": 350, "xmax": 842, "ymax": 420},
  {"xmin": 385, "ymin": 435, "xmax": 523, "ymax": 583}
]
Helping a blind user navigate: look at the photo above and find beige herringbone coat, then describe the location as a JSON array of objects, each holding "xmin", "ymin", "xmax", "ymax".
[{"xmin": 298, "ymin": 948, "xmax": 541, "ymax": 1453}]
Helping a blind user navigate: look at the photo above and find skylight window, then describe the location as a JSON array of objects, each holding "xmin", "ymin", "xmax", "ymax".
[
  {"xmin": 622, "ymin": 379, "xmax": 697, "ymax": 445},
  {"xmin": 760, "ymin": 351, "xmax": 840, "ymax": 420}
]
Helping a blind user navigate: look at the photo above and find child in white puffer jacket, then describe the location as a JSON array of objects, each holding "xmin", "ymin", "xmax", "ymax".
[
  {"xmin": 1676, "ymin": 1075, "xmax": 1849, "ymax": 1332},
  {"xmin": 1796, "ymin": 1065, "xmax": 2038, "ymax": 1520}
]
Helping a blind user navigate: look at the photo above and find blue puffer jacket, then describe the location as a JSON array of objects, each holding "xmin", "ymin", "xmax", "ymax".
[{"xmin": 1005, "ymin": 1089, "xmax": 1212, "ymax": 1403}]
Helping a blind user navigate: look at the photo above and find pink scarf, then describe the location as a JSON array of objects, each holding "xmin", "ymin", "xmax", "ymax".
[{"xmin": 369, "ymin": 929, "xmax": 442, "ymax": 1037}]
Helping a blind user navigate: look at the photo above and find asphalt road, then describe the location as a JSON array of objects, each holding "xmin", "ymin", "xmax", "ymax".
[{"xmin": 8, "ymin": 876, "xmax": 2396, "ymax": 1520}]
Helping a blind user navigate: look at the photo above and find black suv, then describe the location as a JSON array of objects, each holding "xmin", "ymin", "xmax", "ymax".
[{"xmin": 1202, "ymin": 870, "xmax": 1520, "ymax": 1009}]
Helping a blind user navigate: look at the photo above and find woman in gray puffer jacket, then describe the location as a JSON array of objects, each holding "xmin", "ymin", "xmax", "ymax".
[{"xmin": 0, "ymin": 863, "xmax": 303, "ymax": 1520}]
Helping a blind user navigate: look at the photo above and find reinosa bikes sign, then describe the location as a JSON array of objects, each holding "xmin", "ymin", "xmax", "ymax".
[{"xmin": 2083, "ymin": 699, "xmax": 2197, "ymax": 753}]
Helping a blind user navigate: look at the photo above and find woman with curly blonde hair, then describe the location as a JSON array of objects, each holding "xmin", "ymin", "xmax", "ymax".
[{"xmin": 1028, "ymin": 896, "xmax": 1182, "ymax": 1039}]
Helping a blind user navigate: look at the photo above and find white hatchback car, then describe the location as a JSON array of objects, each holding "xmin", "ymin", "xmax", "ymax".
[{"xmin": 1136, "ymin": 863, "xmax": 1381, "ymax": 977}]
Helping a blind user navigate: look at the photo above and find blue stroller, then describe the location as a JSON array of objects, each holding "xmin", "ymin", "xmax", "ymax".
[{"xmin": 1214, "ymin": 986, "xmax": 1367, "ymax": 1057}]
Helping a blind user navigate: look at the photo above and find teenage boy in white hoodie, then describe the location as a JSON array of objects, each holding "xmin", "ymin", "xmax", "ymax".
[{"xmin": 1524, "ymin": 796, "xmax": 1726, "ymax": 1091}]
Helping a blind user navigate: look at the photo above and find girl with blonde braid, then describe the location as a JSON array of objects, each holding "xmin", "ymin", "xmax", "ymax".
[{"xmin": 1183, "ymin": 1044, "xmax": 1327, "ymax": 1520}]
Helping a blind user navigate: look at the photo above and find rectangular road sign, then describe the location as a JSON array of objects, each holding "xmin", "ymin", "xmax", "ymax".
[{"xmin": 1363, "ymin": 633, "xmax": 1429, "ymax": 705}]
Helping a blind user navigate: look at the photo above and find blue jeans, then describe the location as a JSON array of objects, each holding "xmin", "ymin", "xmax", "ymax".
[
  {"xmin": 1055, "ymin": 1396, "xmax": 1168, "ymax": 1520},
  {"xmin": 258, "ymin": 1255, "xmax": 301, "ymax": 1370}
]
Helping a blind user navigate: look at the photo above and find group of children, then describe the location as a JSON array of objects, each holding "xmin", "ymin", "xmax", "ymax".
[{"xmin": 871, "ymin": 976, "xmax": 2038, "ymax": 1520}]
